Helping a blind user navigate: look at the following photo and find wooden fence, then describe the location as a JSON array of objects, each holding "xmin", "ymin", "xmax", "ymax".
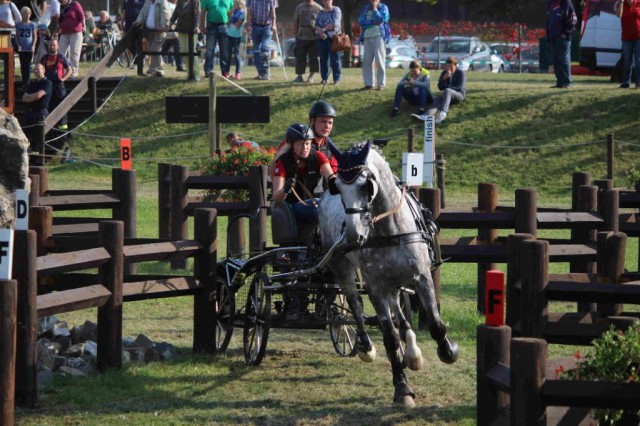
[
  {"xmin": 10, "ymin": 208, "xmax": 217, "ymax": 410},
  {"xmin": 477, "ymin": 235, "xmax": 640, "ymax": 425}
]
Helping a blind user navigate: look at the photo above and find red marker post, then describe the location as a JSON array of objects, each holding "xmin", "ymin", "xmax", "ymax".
[
  {"xmin": 485, "ymin": 270, "xmax": 505, "ymax": 326},
  {"xmin": 120, "ymin": 139, "xmax": 132, "ymax": 170}
]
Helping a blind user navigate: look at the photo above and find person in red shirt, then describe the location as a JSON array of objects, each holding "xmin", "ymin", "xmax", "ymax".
[
  {"xmin": 272, "ymin": 123, "xmax": 334, "ymax": 223},
  {"xmin": 615, "ymin": 0, "xmax": 640, "ymax": 88}
]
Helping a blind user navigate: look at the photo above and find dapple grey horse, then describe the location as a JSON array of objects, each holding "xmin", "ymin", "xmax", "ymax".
[{"xmin": 318, "ymin": 141, "xmax": 459, "ymax": 407}]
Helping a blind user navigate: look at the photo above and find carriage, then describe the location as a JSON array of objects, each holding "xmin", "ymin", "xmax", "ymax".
[{"xmin": 213, "ymin": 201, "xmax": 413, "ymax": 366}]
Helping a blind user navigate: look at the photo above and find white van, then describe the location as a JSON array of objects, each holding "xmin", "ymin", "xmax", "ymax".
[{"xmin": 580, "ymin": 0, "xmax": 621, "ymax": 70}]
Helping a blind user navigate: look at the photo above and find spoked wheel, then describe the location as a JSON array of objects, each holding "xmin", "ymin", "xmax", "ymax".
[
  {"xmin": 243, "ymin": 272, "xmax": 271, "ymax": 366},
  {"xmin": 329, "ymin": 294, "xmax": 358, "ymax": 357},
  {"xmin": 214, "ymin": 277, "xmax": 235, "ymax": 354},
  {"xmin": 116, "ymin": 48, "xmax": 133, "ymax": 68}
]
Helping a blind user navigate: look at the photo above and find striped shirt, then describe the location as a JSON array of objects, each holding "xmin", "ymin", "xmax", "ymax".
[{"xmin": 246, "ymin": 0, "xmax": 278, "ymax": 26}]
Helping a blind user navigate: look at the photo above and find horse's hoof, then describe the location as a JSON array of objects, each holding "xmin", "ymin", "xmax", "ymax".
[
  {"xmin": 357, "ymin": 344, "xmax": 377, "ymax": 363},
  {"xmin": 394, "ymin": 395, "xmax": 416, "ymax": 408},
  {"xmin": 437, "ymin": 337, "xmax": 460, "ymax": 364}
]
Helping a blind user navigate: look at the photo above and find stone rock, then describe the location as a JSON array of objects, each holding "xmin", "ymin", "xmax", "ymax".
[
  {"xmin": 52, "ymin": 336, "xmax": 71, "ymax": 354},
  {"xmin": 132, "ymin": 334, "xmax": 155, "ymax": 350},
  {"xmin": 63, "ymin": 343, "xmax": 85, "ymax": 357},
  {"xmin": 53, "ymin": 355, "xmax": 67, "ymax": 371},
  {"xmin": 125, "ymin": 347, "xmax": 146, "ymax": 363},
  {"xmin": 58, "ymin": 366, "xmax": 85, "ymax": 377},
  {"xmin": 84, "ymin": 340, "xmax": 97, "ymax": 358},
  {"xmin": 122, "ymin": 350, "xmax": 131, "ymax": 364},
  {"xmin": 37, "ymin": 370, "xmax": 54, "ymax": 388},
  {"xmin": 52, "ymin": 321, "xmax": 70, "ymax": 338},
  {"xmin": 67, "ymin": 357, "xmax": 86, "ymax": 370},
  {"xmin": 156, "ymin": 342, "xmax": 177, "ymax": 361},
  {"xmin": 0, "ymin": 108, "xmax": 30, "ymax": 228},
  {"xmin": 144, "ymin": 346, "xmax": 161, "ymax": 363},
  {"xmin": 37, "ymin": 340, "xmax": 57, "ymax": 372},
  {"xmin": 38, "ymin": 316, "xmax": 59, "ymax": 335},
  {"xmin": 70, "ymin": 321, "xmax": 97, "ymax": 344},
  {"xmin": 122, "ymin": 336, "xmax": 135, "ymax": 347},
  {"xmin": 81, "ymin": 362, "xmax": 96, "ymax": 376}
]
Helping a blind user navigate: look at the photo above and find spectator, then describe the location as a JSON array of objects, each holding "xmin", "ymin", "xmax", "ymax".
[
  {"xmin": 546, "ymin": 0, "xmax": 577, "ymax": 89},
  {"xmin": 33, "ymin": 22, "xmax": 49, "ymax": 64},
  {"xmin": 16, "ymin": 6, "xmax": 37, "ymax": 89},
  {"xmin": 170, "ymin": 0, "xmax": 200, "ymax": 79},
  {"xmin": 226, "ymin": 0, "xmax": 245, "ymax": 79},
  {"xmin": 13, "ymin": 0, "xmax": 45, "ymax": 22},
  {"xmin": 225, "ymin": 132, "xmax": 259, "ymax": 150},
  {"xmin": 122, "ymin": 0, "xmax": 145, "ymax": 75},
  {"xmin": 161, "ymin": 0, "xmax": 183, "ymax": 70},
  {"xmin": 93, "ymin": 10, "xmax": 113, "ymax": 45},
  {"xmin": 292, "ymin": 0, "xmax": 321, "ymax": 84},
  {"xmin": 40, "ymin": 38, "xmax": 72, "ymax": 148},
  {"xmin": 81, "ymin": 10, "xmax": 95, "ymax": 61},
  {"xmin": 357, "ymin": 0, "xmax": 389, "ymax": 90},
  {"xmin": 314, "ymin": 0, "xmax": 342, "ymax": 85},
  {"xmin": 615, "ymin": 0, "xmax": 640, "ymax": 89},
  {"xmin": 0, "ymin": 0, "xmax": 22, "ymax": 50},
  {"xmin": 22, "ymin": 63, "xmax": 51, "ymax": 150},
  {"xmin": 48, "ymin": 0, "xmax": 59, "ymax": 34},
  {"xmin": 390, "ymin": 60, "xmax": 433, "ymax": 118},
  {"xmin": 246, "ymin": 0, "xmax": 278, "ymax": 80},
  {"xmin": 426, "ymin": 56, "xmax": 466, "ymax": 124},
  {"xmin": 199, "ymin": 0, "xmax": 232, "ymax": 77},
  {"xmin": 133, "ymin": 0, "xmax": 171, "ymax": 77},
  {"xmin": 57, "ymin": 0, "xmax": 85, "ymax": 78}
]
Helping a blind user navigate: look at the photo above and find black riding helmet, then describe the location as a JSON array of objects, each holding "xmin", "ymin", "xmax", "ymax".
[
  {"xmin": 285, "ymin": 123, "xmax": 314, "ymax": 144},
  {"xmin": 308, "ymin": 100, "xmax": 337, "ymax": 118}
]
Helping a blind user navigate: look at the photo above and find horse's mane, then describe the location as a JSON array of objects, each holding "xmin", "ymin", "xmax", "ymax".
[{"xmin": 344, "ymin": 141, "xmax": 397, "ymax": 189}]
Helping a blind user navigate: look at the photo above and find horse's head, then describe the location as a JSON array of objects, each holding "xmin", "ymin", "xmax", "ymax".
[{"xmin": 328, "ymin": 141, "xmax": 379, "ymax": 248}]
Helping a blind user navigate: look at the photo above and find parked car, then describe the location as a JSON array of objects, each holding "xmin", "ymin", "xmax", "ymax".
[
  {"xmin": 507, "ymin": 44, "xmax": 541, "ymax": 73},
  {"xmin": 386, "ymin": 44, "xmax": 418, "ymax": 69},
  {"xmin": 489, "ymin": 42, "xmax": 519, "ymax": 62},
  {"xmin": 421, "ymin": 36, "xmax": 502, "ymax": 72}
]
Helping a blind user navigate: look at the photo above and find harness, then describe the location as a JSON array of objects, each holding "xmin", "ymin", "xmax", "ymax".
[{"xmin": 280, "ymin": 148, "xmax": 320, "ymax": 205}]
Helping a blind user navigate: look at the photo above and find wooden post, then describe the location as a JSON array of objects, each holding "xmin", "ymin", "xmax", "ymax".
[
  {"xmin": 511, "ymin": 338, "xmax": 547, "ymax": 425},
  {"xmin": 248, "ymin": 166, "xmax": 268, "ymax": 253},
  {"xmin": 571, "ymin": 172, "xmax": 591, "ymax": 211},
  {"xmin": 97, "ymin": 221, "xmax": 124, "ymax": 371},
  {"xmin": 28, "ymin": 174, "xmax": 40, "ymax": 208},
  {"xmin": 436, "ymin": 153, "xmax": 446, "ymax": 209},
  {"xmin": 28, "ymin": 166, "xmax": 48, "ymax": 195},
  {"xmin": 88, "ymin": 77, "xmax": 97, "ymax": 113},
  {"xmin": 170, "ymin": 164, "xmax": 189, "ymax": 269},
  {"xmin": 477, "ymin": 324, "xmax": 511, "ymax": 425},
  {"xmin": 419, "ymin": 187, "xmax": 441, "ymax": 329},
  {"xmin": 187, "ymin": 33, "xmax": 196, "ymax": 81},
  {"xmin": 607, "ymin": 133, "xmax": 614, "ymax": 180},
  {"xmin": 598, "ymin": 188, "xmax": 619, "ymax": 232},
  {"xmin": 112, "ymin": 169, "xmax": 136, "ymax": 275},
  {"xmin": 593, "ymin": 179, "xmax": 613, "ymax": 191},
  {"xmin": 514, "ymin": 188, "xmax": 537, "ymax": 235},
  {"xmin": 573, "ymin": 185, "xmax": 598, "ymax": 313},
  {"xmin": 597, "ymin": 231, "xmax": 627, "ymax": 317},
  {"xmin": 193, "ymin": 208, "xmax": 217, "ymax": 354},
  {"xmin": 158, "ymin": 163, "xmax": 172, "ymax": 240},
  {"xmin": 0, "ymin": 279, "xmax": 17, "ymax": 426},
  {"xmin": 28, "ymin": 206, "xmax": 52, "ymax": 257},
  {"xmin": 407, "ymin": 127, "xmax": 415, "ymax": 153},
  {"xmin": 519, "ymin": 240, "xmax": 548, "ymax": 338},
  {"xmin": 506, "ymin": 233, "xmax": 535, "ymax": 332},
  {"xmin": 477, "ymin": 183, "xmax": 498, "ymax": 314},
  {"xmin": 29, "ymin": 123, "xmax": 45, "ymax": 167},
  {"xmin": 12, "ymin": 231, "xmax": 38, "ymax": 407}
]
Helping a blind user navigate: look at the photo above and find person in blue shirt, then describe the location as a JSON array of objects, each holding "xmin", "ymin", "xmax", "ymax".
[
  {"xmin": 16, "ymin": 6, "xmax": 37, "ymax": 89},
  {"xmin": 357, "ymin": 0, "xmax": 390, "ymax": 90},
  {"xmin": 226, "ymin": 0, "xmax": 245, "ymax": 79},
  {"xmin": 546, "ymin": 0, "xmax": 577, "ymax": 88}
]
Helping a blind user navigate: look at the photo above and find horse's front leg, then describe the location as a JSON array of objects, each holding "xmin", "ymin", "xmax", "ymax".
[
  {"xmin": 371, "ymin": 295, "xmax": 416, "ymax": 407},
  {"xmin": 390, "ymin": 291, "xmax": 423, "ymax": 371}
]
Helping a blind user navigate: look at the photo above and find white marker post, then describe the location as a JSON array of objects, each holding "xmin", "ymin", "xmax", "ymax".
[
  {"xmin": 0, "ymin": 229, "xmax": 14, "ymax": 279},
  {"xmin": 402, "ymin": 152, "xmax": 424, "ymax": 187},
  {"xmin": 15, "ymin": 189, "xmax": 28, "ymax": 231}
]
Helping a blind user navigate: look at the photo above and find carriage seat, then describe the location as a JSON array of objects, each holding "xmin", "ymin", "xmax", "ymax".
[{"xmin": 271, "ymin": 202, "xmax": 315, "ymax": 245}]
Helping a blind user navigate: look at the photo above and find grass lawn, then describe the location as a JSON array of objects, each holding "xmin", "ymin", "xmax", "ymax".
[{"xmin": 14, "ymin": 64, "xmax": 640, "ymax": 425}]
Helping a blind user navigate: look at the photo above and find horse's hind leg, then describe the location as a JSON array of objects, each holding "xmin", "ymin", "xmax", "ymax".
[
  {"xmin": 390, "ymin": 292, "xmax": 423, "ymax": 371},
  {"xmin": 370, "ymin": 296, "xmax": 416, "ymax": 407},
  {"xmin": 415, "ymin": 274, "xmax": 459, "ymax": 364}
]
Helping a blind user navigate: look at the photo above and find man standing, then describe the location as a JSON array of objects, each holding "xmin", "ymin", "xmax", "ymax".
[
  {"xmin": 358, "ymin": 0, "xmax": 390, "ymax": 90},
  {"xmin": 133, "ymin": 0, "xmax": 171, "ymax": 77},
  {"xmin": 615, "ymin": 0, "xmax": 640, "ymax": 88},
  {"xmin": 22, "ymin": 63, "xmax": 51, "ymax": 151},
  {"xmin": 546, "ymin": 0, "xmax": 577, "ymax": 89},
  {"xmin": 246, "ymin": 0, "xmax": 278, "ymax": 80},
  {"xmin": 122, "ymin": 0, "xmax": 145, "ymax": 75},
  {"xmin": 292, "ymin": 0, "xmax": 321, "ymax": 83},
  {"xmin": 40, "ymin": 38, "xmax": 72, "ymax": 153},
  {"xmin": 200, "ymin": 0, "xmax": 232, "ymax": 77},
  {"xmin": 390, "ymin": 60, "xmax": 433, "ymax": 118}
]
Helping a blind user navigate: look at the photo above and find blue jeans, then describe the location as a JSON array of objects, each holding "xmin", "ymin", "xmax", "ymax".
[
  {"xmin": 292, "ymin": 199, "xmax": 319, "ymax": 223},
  {"xmin": 622, "ymin": 39, "xmax": 640, "ymax": 85},
  {"xmin": 432, "ymin": 88, "xmax": 463, "ymax": 113},
  {"xmin": 316, "ymin": 37, "xmax": 342, "ymax": 82},
  {"xmin": 227, "ymin": 35, "xmax": 242, "ymax": 74},
  {"xmin": 551, "ymin": 37, "xmax": 572, "ymax": 87},
  {"xmin": 251, "ymin": 24, "xmax": 272, "ymax": 77},
  {"xmin": 204, "ymin": 22, "xmax": 228, "ymax": 74},
  {"xmin": 393, "ymin": 83, "xmax": 433, "ymax": 110}
]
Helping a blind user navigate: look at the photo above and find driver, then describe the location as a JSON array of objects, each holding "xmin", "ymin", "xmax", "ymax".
[{"xmin": 272, "ymin": 123, "xmax": 335, "ymax": 223}]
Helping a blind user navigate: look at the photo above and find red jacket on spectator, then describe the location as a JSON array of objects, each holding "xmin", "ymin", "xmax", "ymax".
[{"xmin": 59, "ymin": 0, "xmax": 85, "ymax": 34}]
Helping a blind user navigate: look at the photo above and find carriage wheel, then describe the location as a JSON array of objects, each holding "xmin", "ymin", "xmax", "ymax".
[
  {"xmin": 214, "ymin": 277, "xmax": 235, "ymax": 354},
  {"xmin": 243, "ymin": 272, "xmax": 271, "ymax": 366},
  {"xmin": 329, "ymin": 294, "xmax": 358, "ymax": 357}
]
